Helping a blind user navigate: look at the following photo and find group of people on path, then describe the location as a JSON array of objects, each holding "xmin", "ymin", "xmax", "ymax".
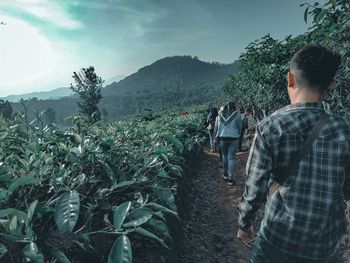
[
  {"xmin": 205, "ymin": 45, "xmax": 350, "ymax": 263},
  {"xmin": 205, "ymin": 103, "xmax": 256, "ymax": 186}
]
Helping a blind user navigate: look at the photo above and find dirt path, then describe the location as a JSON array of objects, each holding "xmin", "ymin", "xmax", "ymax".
[{"xmin": 178, "ymin": 149, "xmax": 252, "ymax": 263}]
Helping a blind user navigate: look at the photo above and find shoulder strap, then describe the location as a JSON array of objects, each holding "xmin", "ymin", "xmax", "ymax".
[{"xmin": 268, "ymin": 111, "xmax": 330, "ymax": 197}]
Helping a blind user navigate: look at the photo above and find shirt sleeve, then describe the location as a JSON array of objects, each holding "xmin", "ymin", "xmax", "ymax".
[
  {"xmin": 343, "ymin": 160, "xmax": 350, "ymax": 201},
  {"xmin": 213, "ymin": 116, "xmax": 219, "ymax": 137},
  {"xmin": 237, "ymin": 124, "xmax": 273, "ymax": 229},
  {"xmin": 215, "ymin": 116, "xmax": 221, "ymax": 138}
]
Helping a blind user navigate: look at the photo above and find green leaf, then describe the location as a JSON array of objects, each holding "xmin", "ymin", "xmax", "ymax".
[
  {"xmin": 27, "ymin": 200, "xmax": 38, "ymax": 223},
  {"xmin": 108, "ymin": 235, "xmax": 132, "ymax": 263},
  {"xmin": 23, "ymin": 242, "xmax": 44, "ymax": 263},
  {"xmin": 147, "ymin": 218, "xmax": 171, "ymax": 239},
  {"xmin": 146, "ymin": 203, "xmax": 178, "ymax": 218},
  {"xmin": 8, "ymin": 176, "xmax": 41, "ymax": 193},
  {"xmin": 123, "ymin": 208, "xmax": 153, "ymax": 228},
  {"xmin": 99, "ymin": 161, "xmax": 117, "ymax": 184},
  {"xmin": 99, "ymin": 138, "xmax": 114, "ymax": 150},
  {"xmin": 0, "ymin": 208, "xmax": 28, "ymax": 223},
  {"xmin": 9, "ymin": 216, "xmax": 17, "ymax": 232},
  {"xmin": 113, "ymin": 181, "xmax": 137, "ymax": 189},
  {"xmin": 304, "ymin": 6, "xmax": 309, "ymax": 23},
  {"xmin": 114, "ymin": 202, "xmax": 131, "ymax": 230},
  {"xmin": 54, "ymin": 191, "xmax": 80, "ymax": 233},
  {"xmin": 134, "ymin": 227, "xmax": 169, "ymax": 249},
  {"xmin": 52, "ymin": 250, "xmax": 71, "ymax": 263},
  {"xmin": 0, "ymin": 190, "xmax": 11, "ymax": 203},
  {"xmin": 154, "ymin": 188, "xmax": 177, "ymax": 211},
  {"xmin": 163, "ymin": 132, "xmax": 184, "ymax": 153}
]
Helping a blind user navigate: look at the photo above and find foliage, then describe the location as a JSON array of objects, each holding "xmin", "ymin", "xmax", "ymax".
[
  {"xmin": 44, "ymin": 107, "xmax": 56, "ymax": 124},
  {"xmin": 0, "ymin": 106, "xmax": 206, "ymax": 262},
  {"xmin": 224, "ymin": 0, "xmax": 350, "ymax": 117},
  {"xmin": 71, "ymin": 66, "xmax": 104, "ymax": 123},
  {"xmin": 0, "ymin": 99, "xmax": 12, "ymax": 119}
]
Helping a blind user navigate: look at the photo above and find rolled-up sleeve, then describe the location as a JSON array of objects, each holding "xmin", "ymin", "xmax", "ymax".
[{"xmin": 237, "ymin": 125, "xmax": 272, "ymax": 229}]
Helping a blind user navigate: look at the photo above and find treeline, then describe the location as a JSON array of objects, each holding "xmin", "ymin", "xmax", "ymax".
[
  {"xmin": 224, "ymin": 0, "xmax": 350, "ymax": 118},
  {"xmin": 7, "ymin": 56, "xmax": 236, "ymax": 125}
]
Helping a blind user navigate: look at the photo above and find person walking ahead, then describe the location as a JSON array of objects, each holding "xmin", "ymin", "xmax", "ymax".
[
  {"xmin": 215, "ymin": 102, "xmax": 242, "ymax": 186},
  {"xmin": 237, "ymin": 45, "xmax": 349, "ymax": 262}
]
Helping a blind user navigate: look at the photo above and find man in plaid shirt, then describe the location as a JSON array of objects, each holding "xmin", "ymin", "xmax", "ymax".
[{"xmin": 237, "ymin": 45, "xmax": 350, "ymax": 262}]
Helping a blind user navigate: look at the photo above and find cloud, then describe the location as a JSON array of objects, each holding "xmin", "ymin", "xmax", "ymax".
[{"xmin": 0, "ymin": 0, "xmax": 83, "ymax": 30}]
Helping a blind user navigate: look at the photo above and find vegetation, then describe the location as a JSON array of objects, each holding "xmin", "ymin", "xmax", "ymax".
[
  {"xmin": 0, "ymin": 100, "xmax": 12, "ymax": 119},
  {"xmin": 9, "ymin": 56, "xmax": 236, "ymax": 125},
  {"xmin": 0, "ymin": 106, "xmax": 206, "ymax": 262},
  {"xmin": 71, "ymin": 66, "xmax": 104, "ymax": 123},
  {"xmin": 224, "ymin": 0, "xmax": 350, "ymax": 117}
]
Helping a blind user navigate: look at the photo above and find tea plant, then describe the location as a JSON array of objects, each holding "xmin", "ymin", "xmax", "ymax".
[{"xmin": 0, "ymin": 106, "xmax": 206, "ymax": 262}]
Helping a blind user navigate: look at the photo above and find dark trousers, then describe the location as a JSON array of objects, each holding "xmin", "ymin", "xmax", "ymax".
[{"xmin": 250, "ymin": 232, "xmax": 340, "ymax": 263}]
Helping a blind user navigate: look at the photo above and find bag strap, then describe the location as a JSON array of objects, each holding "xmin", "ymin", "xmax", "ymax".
[{"xmin": 268, "ymin": 111, "xmax": 330, "ymax": 197}]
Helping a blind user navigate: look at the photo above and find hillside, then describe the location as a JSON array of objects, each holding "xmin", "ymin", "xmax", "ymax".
[
  {"xmin": 2, "ymin": 87, "xmax": 73, "ymax": 102},
  {"xmin": 103, "ymin": 56, "xmax": 236, "ymax": 97},
  {"xmin": 10, "ymin": 56, "xmax": 237, "ymax": 123}
]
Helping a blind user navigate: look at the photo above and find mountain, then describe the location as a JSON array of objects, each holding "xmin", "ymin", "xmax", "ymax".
[
  {"xmin": 103, "ymin": 56, "xmax": 235, "ymax": 97},
  {"xmin": 1, "ymin": 87, "xmax": 73, "ymax": 102},
  {"xmin": 9, "ymin": 56, "xmax": 237, "ymax": 124}
]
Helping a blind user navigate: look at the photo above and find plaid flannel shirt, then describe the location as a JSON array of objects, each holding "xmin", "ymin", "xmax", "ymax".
[{"xmin": 238, "ymin": 102, "xmax": 350, "ymax": 260}]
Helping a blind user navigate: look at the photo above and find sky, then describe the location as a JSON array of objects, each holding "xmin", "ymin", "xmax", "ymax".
[{"xmin": 0, "ymin": 0, "xmax": 322, "ymax": 97}]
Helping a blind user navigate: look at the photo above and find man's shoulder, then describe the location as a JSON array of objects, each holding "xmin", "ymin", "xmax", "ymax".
[{"xmin": 258, "ymin": 108, "xmax": 350, "ymax": 138}]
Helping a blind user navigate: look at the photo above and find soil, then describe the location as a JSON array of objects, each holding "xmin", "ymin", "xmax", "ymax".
[
  {"xmin": 176, "ymin": 148, "xmax": 253, "ymax": 263},
  {"xmin": 175, "ymin": 147, "xmax": 350, "ymax": 263}
]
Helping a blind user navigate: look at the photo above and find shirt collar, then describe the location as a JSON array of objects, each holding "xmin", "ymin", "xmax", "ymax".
[{"xmin": 273, "ymin": 101, "xmax": 324, "ymax": 115}]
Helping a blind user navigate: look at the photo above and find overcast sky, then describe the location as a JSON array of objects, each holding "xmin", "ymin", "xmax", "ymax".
[{"xmin": 0, "ymin": 0, "xmax": 321, "ymax": 96}]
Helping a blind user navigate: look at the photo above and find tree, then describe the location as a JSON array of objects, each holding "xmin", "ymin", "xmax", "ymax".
[
  {"xmin": 70, "ymin": 66, "xmax": 104, "ymax": 123},
  {"xmin": 0, "ymin": 100, "xmax": 12, "ymax": 119},
  {"xmin": 224, "ymin": 0, "xmax": 350, "ymax": 118},
  {"xmin": 45, "ymin": 107, "xmax": 56, "ymax": 124}
]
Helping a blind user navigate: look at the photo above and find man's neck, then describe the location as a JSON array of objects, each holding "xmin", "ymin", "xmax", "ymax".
[{"xmin": 289, "ymin": 90, "xmax": 324, "ymax": 105}]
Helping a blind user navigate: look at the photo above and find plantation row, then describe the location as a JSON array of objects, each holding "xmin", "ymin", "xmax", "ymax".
[{"xmin": 0, "ymin": 108, "xmax": 206, "ymax": 262}]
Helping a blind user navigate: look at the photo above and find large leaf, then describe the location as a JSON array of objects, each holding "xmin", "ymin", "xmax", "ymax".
[
  {"xmin": 51, "ymin": 250, "xmax": 71, "ymax": 263},
  {"xmin": 99, "ymin": 161, "xmax": 117, "ymax": 184},
  {"xmin": 54, "ymin": 191, "xmax": 80, "ymax": 233},
  {"xmin": 147, "ymin": 218, "xmax": 171, "ymax": 239},
  {"xmin": 163, "ymin": 132, "xmax": 184, "ymax": 153},
  {"xmin": 134, "ymin": 227, "xmax": 169, "ymax": 249},
  {"xmin": 114, "ymin": 202, "xmax": 131, "ymax": 230},
  {"xmin": 108, "ymin": 235, "xmax": 132, "ymax": 263},
  {"xmin": 23, "ymin": 242, "xmax": 44, "ymax": 263},
  {"xmin": 0, "ymin": 208, "xmax": 28, "ymax": 223},
  {"xmin": 8, "ymin": 176, "xmax": 41, "ymax": 193},
  {"xmin": 146, "ymin": 203, "xmax": 178, "ymax": 218},
  {"xmin": 154, "ymin": 188, "xmax": 177, "ymax": 211},
  {"xmin": 27, "ymin": 200, "xmax": 38, "ymax": 223},
  {"xmin": 123, "ymin": 208, "xmax": 153, "ymax": 228}
]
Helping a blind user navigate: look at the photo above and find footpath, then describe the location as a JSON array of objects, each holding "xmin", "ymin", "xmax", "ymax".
[{"xmin": 177, "ymin": 148, "xmax": 253, "ymax": 263}]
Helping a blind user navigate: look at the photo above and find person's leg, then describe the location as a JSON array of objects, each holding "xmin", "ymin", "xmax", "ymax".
[
  {"xmin": 208, "ymin": 130, "xmax": 213, "ymax": 151},
  {"xmin": 227, "ymin": 140, "xmax": 239, "ymax": 180},
  {"xmin": 238, "ymin": 128, "xmax": 244, "ymax": 151},
  {"xmin": 219, "ymin": 140, "xmax": 228, "ymax": 178}
]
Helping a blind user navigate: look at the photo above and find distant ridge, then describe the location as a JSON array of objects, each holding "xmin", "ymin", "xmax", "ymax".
[
  {"xmin": 9, "ymin": 56, "xmax": 237, "ymax": 123},
  {"xmin": 1, "ymin": 87, "xmax": 73, "ymax": 102}
]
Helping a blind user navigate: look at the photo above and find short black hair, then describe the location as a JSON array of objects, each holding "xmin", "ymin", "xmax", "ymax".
[{"xmin": 290, "ymin": 45, "xmax": 341, "ymax": 92}]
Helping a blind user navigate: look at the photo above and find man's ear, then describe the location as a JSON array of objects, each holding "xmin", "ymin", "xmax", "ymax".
[{"xmin": 287, "ymin": 71, "xmax": 296, "ymax": 89}]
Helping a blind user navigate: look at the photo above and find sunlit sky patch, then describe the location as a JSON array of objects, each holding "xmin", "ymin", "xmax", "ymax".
[{"xmin": 0, "ymin": 0, "xmax": 324, "ymax": 96}]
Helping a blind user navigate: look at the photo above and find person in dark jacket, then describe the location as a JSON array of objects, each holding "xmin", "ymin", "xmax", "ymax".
[{"xmin": 206, "ymin": 107, "xmax": 218, "ymax": 152}]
